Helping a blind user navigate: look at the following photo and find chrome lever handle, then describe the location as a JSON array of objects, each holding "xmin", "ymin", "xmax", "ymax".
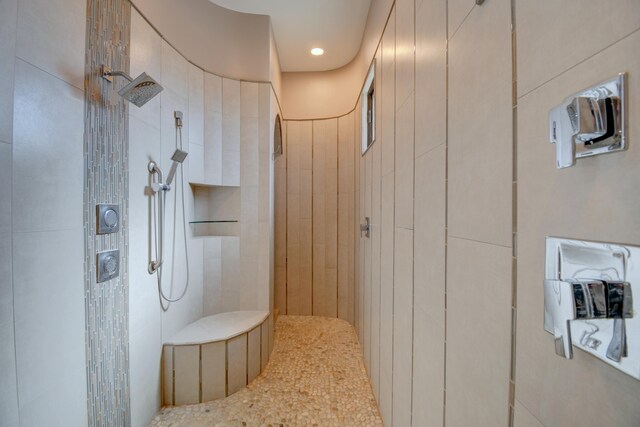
[
  {"xmin": 360, "ymin": 217, "xmax": 370, "ymax": 238},
  {"xmin": 544, "ymin": 279, "xmax": 577, "ymax": 358},
  {"xmin": 544, "ymin": 279, "xmax": 633, "ymax": 360}
]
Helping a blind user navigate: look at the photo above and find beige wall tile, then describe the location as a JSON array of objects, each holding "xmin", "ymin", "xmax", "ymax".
[
  {"xmin": 513, "ymin": 401, "xmax": 544, "ymax": 427},
  {"xmin": 446, "ymin": 237, "xmax": 512, "ymax": 427},
  {"xmin": 392, "ymin": 227, "xmax": 414, "ymax": 427},
  {"xmin": 394, "ymin": 92, "xmax": 415, "ymax": 230},
  {"xmin": 222, "ymin": 149, "xmax": 240, "ymax": 186},
  {"xmin": 517, "ymin": 0, "xmax": 640, "ymax": 96},
  {"xmin": 201, "ymin": 342, "xmax": 226, "ymax": 401},
  {"xmin": 227, "ymin": 334, "xmax": 248, "ymax": 395},
  {"xmin": 378, "ymin": 172, "xmax": 394, "ymax": 424},
  {"xmin": 412, "ymin": 145, "xmax": 446, "ymax": 427},
  {"xmin": 204, "ymin": 74, "xmax": 223, "ymax": 184},
  {"xmin": 448, "ymin": 0, "xmax": 474, "ymax": 39},
  {"xmin": 173, "ymin": 345, "xmax": 200, "ymax": 405},
  {"xmin": 130, "ymin": 10, "xmax": 162, "ymax": 130},
  {"xmin": 161, "ymin": 40, "xmax": 189, "ymax": 95},
  {"xmin": 241, "ymin": 116, "xmax": 259, "ymax": 186},
  {"xmin": 15, "ymin": 0, "xmax": 86, "ymax": 90},
  {"xmin": 395, "ymin": 0, "xmax": 415, "ymax": 109},
  {"xmin": 240, "ymin": 81, "xmax": 259, "ymax": 118},
  {"xmin": 222, "ymin": 78, "xmax": 241, "ymax": 152},
  {"xmin": 188, "ymin": 64, "xmax": 204, "ymax": 146},
  {"xmin": 188, "ymin": 142, "xmax": 204, "ymax": 183},
  {"xmin": 0, "ymin": 0, "xmax": 16, "ymax": 145},
  {"xmin": 0, "ymin": 234, "xmax": 17, "ymax": 426},
  {"xmin": 381, "ymin": 7, "xmax": 395, "ymax": 176},
  {"xmin": 363, "ymin": 153, "xmax": 373, "ymax": 370},
  {"xmin": 261, "ymin": 319, "xmax": 270, "ymax": 370},
  {"xmin": 370, "ymin": 133, "xmax": 382, "ymax": 398},
  {"xmin": 162, "ymin": 346, "xmax": 173, "ymax": 405},
  {"xmin": 415, "ymin": 0, "xmax": 446, "ymax": 158},
  {"xmin": 247, "ymin": 327, "xmax": 261, "ymax": 383},
  {"xmin": 448, "ymin": 0, "xmax": 512, "ymax": 247},
  {"xmin": 12, "ymin": 60, "xmax": 84, "ymax": 233},
  {"xmin": 205, "ymin": 73, "xmax": 223, "ymax": 113},
  {"xmin": 516, "ymin": 32, "xmax": 640, "ymax": 426}
]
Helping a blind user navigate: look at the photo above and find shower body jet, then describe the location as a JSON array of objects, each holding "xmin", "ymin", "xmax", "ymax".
[{"xmin": 101, "ymin": 65, "xmax": 163, "ymax": 107}]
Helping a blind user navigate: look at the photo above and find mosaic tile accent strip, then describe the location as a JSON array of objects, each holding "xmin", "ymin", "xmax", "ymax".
[
  {"xmin": 150, "ymin": 316, "xmax": 383, "ymax": 426},
  {"xmin": 83, "ymin": 0, "xmax": 131, "ymax": 425}
]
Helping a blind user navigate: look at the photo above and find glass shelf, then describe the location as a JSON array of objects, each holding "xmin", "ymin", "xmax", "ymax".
[{"xmin": 189, "ymin": 220, "xmax": 238, "ymax": 224}]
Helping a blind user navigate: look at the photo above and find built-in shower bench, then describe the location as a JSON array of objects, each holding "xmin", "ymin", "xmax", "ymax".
[{"xmin": 162, "ymin": 310, "xmax": 271, "ymax": 406}]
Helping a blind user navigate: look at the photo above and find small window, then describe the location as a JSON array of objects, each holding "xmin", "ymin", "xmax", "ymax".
[
  {"xmin": 361, "ymin": 62, "xmax": 376, "ymax": 154},
  {"xmin": 273, "ymin": 114, "xmax": 283, "ymax": 158}
]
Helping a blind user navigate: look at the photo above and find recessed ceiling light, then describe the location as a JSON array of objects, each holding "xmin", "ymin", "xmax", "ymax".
[{"xmin": 310, "ymin": 47, "xmax": 324, "ymax": 56}]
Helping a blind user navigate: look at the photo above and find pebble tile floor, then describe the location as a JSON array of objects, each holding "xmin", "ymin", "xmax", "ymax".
[{"xmin": 150, "ymin": 315, "xmax": 383, "ymax": 427}]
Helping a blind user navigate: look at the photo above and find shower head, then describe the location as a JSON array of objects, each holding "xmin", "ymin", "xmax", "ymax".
[
  {"xmin": 166, "ymin": 149, "xmax": 188, "ymax": 187},
  {"xmin": 118, "ymin": 73, "xmax": 163, "ymax": 107},
  {"xmin": 101, "ymin": 65, "xmax": 163, "ymax": 107}
]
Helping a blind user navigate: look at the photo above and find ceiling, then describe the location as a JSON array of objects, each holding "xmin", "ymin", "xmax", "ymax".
[{"xmin": 209, "ymin": 0, "xmax": 372, "ymax": 72}]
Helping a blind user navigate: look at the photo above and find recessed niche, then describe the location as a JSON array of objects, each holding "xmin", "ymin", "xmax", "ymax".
[{"xmin": 190, "ymin": 182, "xmax": 240, "ymax": 237}]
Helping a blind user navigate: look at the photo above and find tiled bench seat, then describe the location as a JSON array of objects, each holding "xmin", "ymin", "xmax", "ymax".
[{"xmin": 162, "ymin": 311, "xmax": 271, "ymax": 406}]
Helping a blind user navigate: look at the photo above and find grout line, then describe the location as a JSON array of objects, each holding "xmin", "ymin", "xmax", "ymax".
[
  {"xmin": 443, "ymin": 0, "xmax": 449, "ymax": 424},
  {"xmin": 508, "ymin": 0, "xmax": 518, "ymax": 425},
  {"xmin": 409, "ymin": 0, "xmax": 416, "ymax": 423},
  {"xmin": 448, "ymin": 4, "xmax": 475, "ymax": 42},
  {"xmin": 389, "ymin": 5, "xmax": 397, "ymax": 422},
  {"xmin": 517, "ymin": 27, "xmax": 640, "ymax": 100},
  {"xmin": 447, "ymin": 234, "xmax": 513, "ymax": 249}
]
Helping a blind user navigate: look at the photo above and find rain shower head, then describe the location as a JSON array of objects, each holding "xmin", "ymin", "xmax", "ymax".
[
  {"xmin": 166, "ymin": 149, "xmax": 188, "ymax": 187},
  {"xmin": 101, "ymin": 65, "xmax": 163, "ymax": 107},
  {"xmin": 119, "ymin": 73, "xmax": 163, "ymax": 107}
]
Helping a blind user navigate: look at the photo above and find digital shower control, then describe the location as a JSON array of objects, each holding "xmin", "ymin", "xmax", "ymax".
[
  {"xmin": 97, "ymin": 204, "xmax": 120, "ymax": 234},
  {"xmin": 97, "ymin": 249, "xmax": 119, "ymax": 283}
]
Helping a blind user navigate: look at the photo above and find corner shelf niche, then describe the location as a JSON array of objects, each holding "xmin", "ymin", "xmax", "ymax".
[{"xmin": 190, "ymin": 182, "xmax": 240, "ymax": 237}]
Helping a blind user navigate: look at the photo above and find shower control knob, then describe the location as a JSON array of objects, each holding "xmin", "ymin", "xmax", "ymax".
[
  {"xmin": 104, "ymin": 209, "xmax": 118, "ymax": 228},
  {"xmin": 97, "ymin": 249, "xmax": 119, "ymax": 283},
  {"xmin": 103, "ymin": 255, "xmax": 117, "ymax": 275},
  {"xmin": 97, "ymin": 204, "xmax": 120, "ymax": 234}
]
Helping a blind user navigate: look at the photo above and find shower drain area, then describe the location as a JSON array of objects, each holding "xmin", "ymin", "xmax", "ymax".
[{"xmin": 151, "ymin": 316, "xmax": 383, "ymax": 427}]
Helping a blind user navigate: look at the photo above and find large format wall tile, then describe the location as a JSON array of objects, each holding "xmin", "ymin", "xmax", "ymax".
[
  {"xmin": 394, "ymin": 93, "xmax": 414, "ymax": 230},
  {"xmin": 517, "ymin": 0, "xmax": 640, "ymax": 96},
  {"xmin": 395, "ymin": 0, "xmax": 414, "ymax": 109},
  {"xmin": 448, "ymin": 0, "xmax": 474, "ymax": 39},
  {"xmin": 13, "ymin": 228, "xmax": 87, "ymax": 426},
  {"xmin": 412, "ymin": 144, "xmax": 446, "ymax": 427},
  {"xmin": 12, "ymin": 60, "xmax": 84, "ymax": 233},
  {"xmin": 446, "ymin": 237, "xmax": 512, "ymax": 427},
  {"xmin": 129, "ymin": 322, "xmax": 161, "ymax": 427},
  {"xmin": 338, "ymin": 112, "xmax": 355, "ymax": 324},
  {"xmin": 448, "ymin": 0, "xmax": 512, "ymax": 247},
  {"xmin": 161, "ymin": 40, "xmax": 189, "ymax": 96},
  {"xmin": 513, "ymin": 401, "xmax": 544, "ymax": 427},
  {"xmin": 0, "ymin": 231, "xmax": 18, "ymax": 427},
  {"xmin": 188, "ymin": 63, "xmax": 204, "ymax": 146},
  {"xmin": 516, "ymin": 32, "xmax": 640, "ymax": 426},
  {"xmin": 415, "ymin": 0, "xmax": 446, "ymax": 158},
  {"xmin": 378, "ymin": 172, "xmax": 394, "ymax": 423},
  {"xmin": 130, "ymin": 9, "xmax": 162, "ymax": 130},
  {"xmin": 380, "ymin": 8, "xmax": 395, "ymax": 177},
  {"xmin": 0, "ymin": 0, "xmax": 16, "ymax": 144},
  {"xmin": 392, "ymin": 227, "xmax": 414, "ymax": 427},
  {"xmin": 15, "ymin": 0, "xmax": 86, "ymax": 89}
]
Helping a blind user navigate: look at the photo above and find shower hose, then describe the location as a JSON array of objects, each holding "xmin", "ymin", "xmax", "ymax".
[{"xmin": 152, "ymin": 123, "xmax": 189, "ymax": 310}]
